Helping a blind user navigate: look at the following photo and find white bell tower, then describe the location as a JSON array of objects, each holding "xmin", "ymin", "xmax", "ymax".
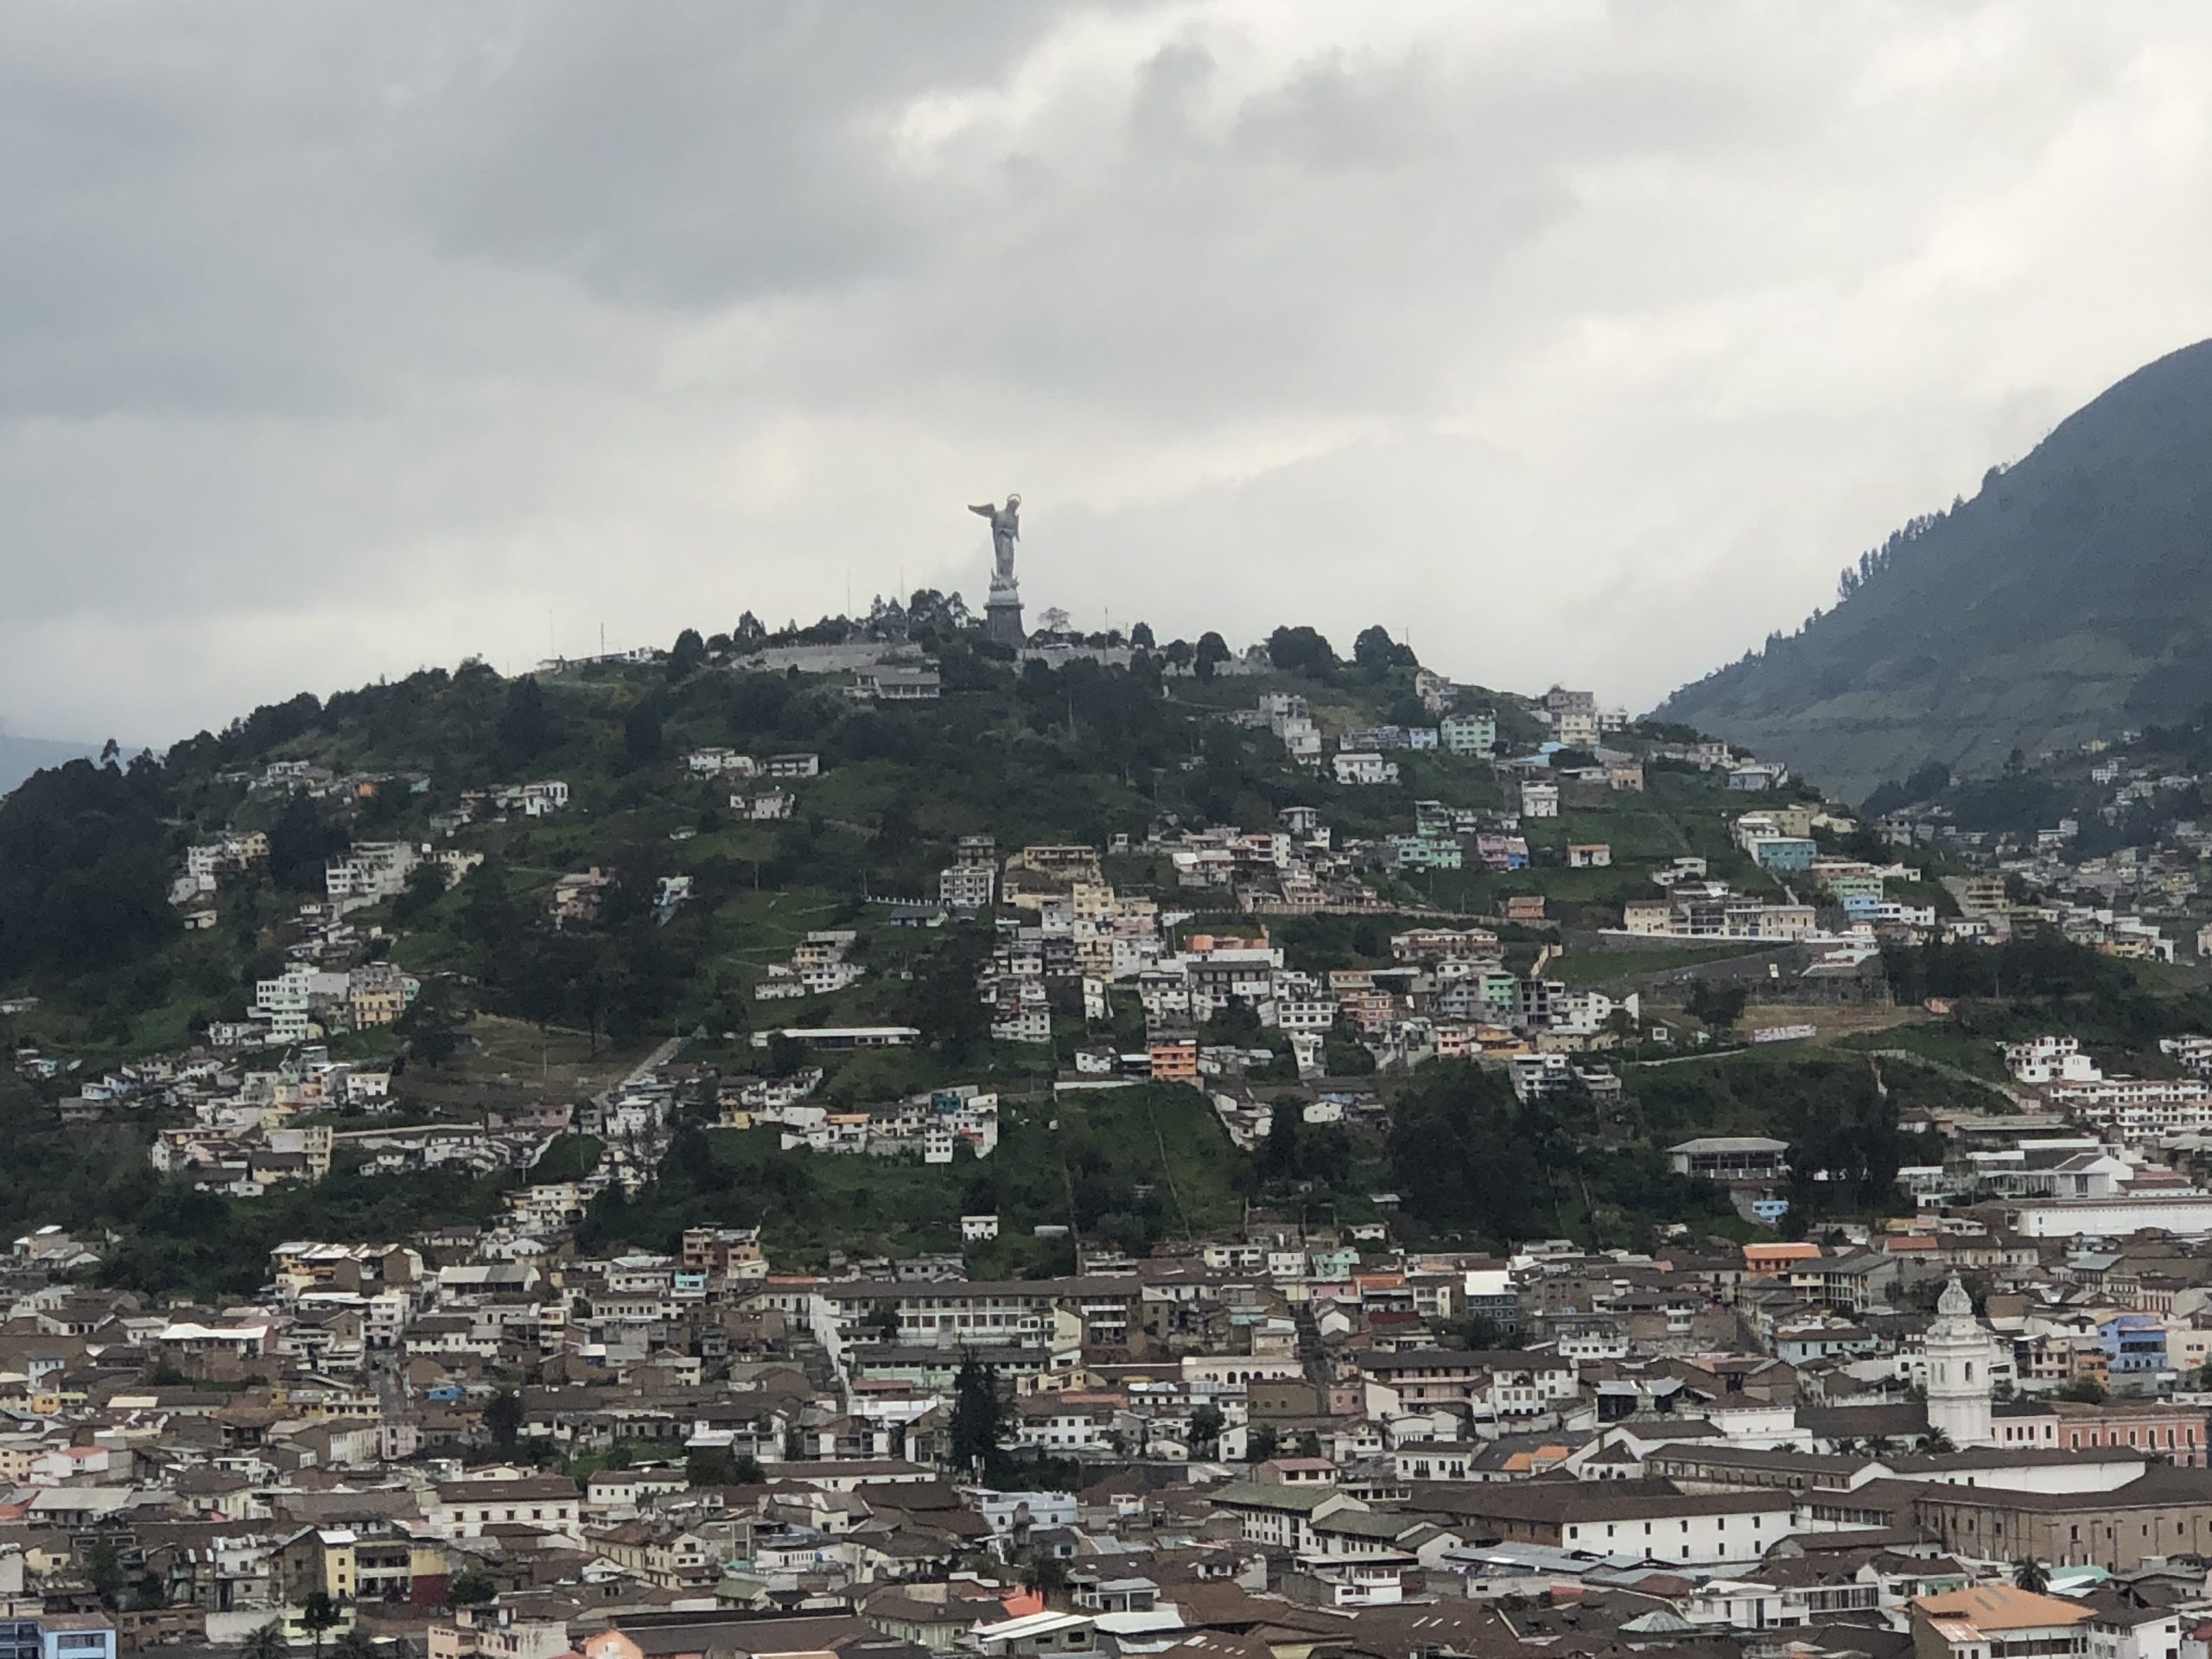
[{"xmin": 1923, "ymin": 1274, "xmax": 1997, "ymax": 1448}]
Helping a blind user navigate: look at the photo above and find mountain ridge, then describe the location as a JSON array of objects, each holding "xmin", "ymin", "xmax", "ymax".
[{"xmin": 1658, "ymin": 338, "xmax": 2212, "ymax": 801}]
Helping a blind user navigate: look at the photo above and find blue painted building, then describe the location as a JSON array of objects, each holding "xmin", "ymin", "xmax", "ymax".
[
  {"xmin": 2100, "ymin": 1312, "xmax": 2167, "ymax": 1376},
  {"xmin": 1751, "ymin": 836, "xmax": 1820, "ymax": 873}
]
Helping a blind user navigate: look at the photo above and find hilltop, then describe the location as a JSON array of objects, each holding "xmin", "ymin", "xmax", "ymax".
[{"xmin": 1659, "ymin": 340, "xmax": 2212, "ymax": 802}]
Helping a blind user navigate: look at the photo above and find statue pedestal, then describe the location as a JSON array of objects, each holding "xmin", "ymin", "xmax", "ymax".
[{"xmin": 984, "ymin": 581, "xmax": 1025, "ymax": 647}]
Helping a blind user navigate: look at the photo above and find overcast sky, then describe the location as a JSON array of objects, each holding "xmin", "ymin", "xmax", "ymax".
[{"xmin": 7, "ymin": 2, "xmax": 2212, "ymax": 744}]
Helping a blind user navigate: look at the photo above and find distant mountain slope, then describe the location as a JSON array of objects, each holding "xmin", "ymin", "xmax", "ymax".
[
  {"xmin": 1658, "ymin": 340, "xmax": 2212, "ymax": 802},
  {"xmin": 0, "ymin": 734, "xmax": 99, "ymax": 798}
]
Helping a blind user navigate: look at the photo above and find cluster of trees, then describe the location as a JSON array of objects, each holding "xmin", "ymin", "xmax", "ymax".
[
  {"xmin": 949, "ymin": 1356, "xmax": 1087, "ymax": 1487},
  {"xmin": 732, "ymin": 590, "xmax": 976, "ymax": 653},
  {"xmin": 1879, "ymin": 936, "xmax": 2134, "ymax": 1005},
  {"xmin": 0, "ymin": 753, "xmax": 176, "ymax": 981},
  {"xmin": 1261, "ymin": 624, "xmax": 1419, "ymax": 684},
  {"xmin": 1686, "ymin": 979, "xmax": 1749, "ymax": 1033},
  {"xmin": 1255, "ymin": 1097, "xmax": 1356, "ymax": 1188},
  {"xmin": 92, "ymin": 1154, "xmax": 515, "ymax": 1297},
  {"xmin": 572, "ymin": 1123, "xmax": 839, "ymax": 1258},
  {"xmin": 1861, "ymin": 760, "xmax": 1953, "ymax": 817},
  {"xmin": 1681, "ymin": 500, "xmax": 1964, "ymax": 691},
  {"xmin": 1385, "ymin": 1061, "xmax": 1738, "ymax": 1249},
  {"xmin": 684, "ymin": 1443, "xmax": 766, "ymax": 1485},
  {"xmin": 1832, "ymin": 507, "xmax": 1953, "ymax": 606},
  {"xmin": 450, "ymin": 855, "xmax": 690, "ymax": 1054},
  {"xmin": 166, "ymin": 689, "xmax": 324, "ymax": 772},
  {"xmin": 1778, "ymin": 1080, "xmax": 1923, "ymax": 1226},
  {"xmin": 1385, "ymin": 1064, "xmax": 1561, "ymax": 1241}
]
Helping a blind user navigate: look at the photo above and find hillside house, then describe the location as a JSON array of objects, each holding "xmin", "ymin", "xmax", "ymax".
[
  {"xmin": 1669, "ymin": 1137, "xmax": 1790, "ymax": 1181},
  {"xmin": 686, "ymin": 749, "xmax": 758, "ymax": 777},
  {"xmin": 854, "ymin": 668, "xmax": 941, "ymax": 702},
  {"xmin": 1750, "ymin": 836, "xmax": 1818, "ymax": 873},
  {"xmin": 733, "ymin": 791, "xmax": 795, "ymax": 820},
  {"xmin": 1334, "ymin": 753, "xmax": 1399, "ymax": 787},
  {"xmin": 1727, "ymin": 763, "xmax": 1788, "ymax": 792},
  {"xmin": 1441, "ymin": 712, "xmax": 1496, "ymax": 756}
]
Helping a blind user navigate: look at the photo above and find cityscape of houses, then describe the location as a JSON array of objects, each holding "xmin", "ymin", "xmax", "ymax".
[{"xmin": 26, "ymin": 632, "xmax": 2212, "ymax": 1659}]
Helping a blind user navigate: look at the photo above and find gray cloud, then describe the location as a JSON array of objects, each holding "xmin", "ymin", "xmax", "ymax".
[{"xmin": 2, "ymin": 1, "xmax": 2210, "ymax": 741}]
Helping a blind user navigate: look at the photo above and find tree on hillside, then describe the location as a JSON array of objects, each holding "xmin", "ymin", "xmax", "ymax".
[
  {"xmin": 1353, "ymin": 625, "xmax": 1417, "ymax": 676},
  {"xmin": 1687, "ymin": 980, "xmax": 1749, "ymax": 1033},
  {"xmin": 686, "ymin": 1444, "xmax": 762, "ymax": 1486},
  {"xmin": 907, "ymin": 589, "xmax": 971, "ymax": 636},
  {"xmin": 877, "ymin": 796, "xmax": 922, "ymax": 860},
  {"xmin": 498, "ymin": 675, "xmax": 555, "ymax": 760},
  {"xmin": 1267, "ymin": 626, "xmax": 1337, "ymax": 679},
  {"xmin": 458, "ymin": 857, "xmax": 524, "ymax": 964},
  {"xmin": 302, "ymin": 1592, "xmax": 341, "ymax": 1659},
  {"xmin": 397, "ymin": 975, "xmax": 466, "ymax": 1066},
  {"xmin": 1193, "ymin": 632, "xmax": 1230, "ymax": 679},
  {"xmin": 1129, "ymin": 620, "xmax": 1155, "ymax": 649},
  {"xmin": 445, "ymin": 1571, "xmax": 495, "ymax": 1607},
  {"xmin": 1259, "ymin": 1098, "xmax": 1301, "ymax": 1182},
  {"xmin": 485, "ymin": 1387, "xmax": 524, "ymax": 1454},
  {"xmin": 1023, "ymin": 1553, "xmax": 1069, "ymax": 1598},
  {"xmin": 1323, "ymin": 1028, "xmax": 1376, "ymax": 1077},
  {"xmin": 1452, "ymin": 1316, "xmax": 1522, "ymax": 1351},
  {"xmin": 1385, "ymin": 1062, "xmax": 1553, "ymax": 1241},
  {"xmin": 0, "ymin": 754, "xmax": 175, "ymax": 978},
  {"xmin": 950, "ymin": 1357, "xmax": 1005, "ymax": 1475},
  {"xmin": 623, "ymin": 698, "xmax": 665, "ymax": 768},
  {"xmin": 913, "ymin": 930, "xmax": 992, "ymax": 1059},
  {"xmin": 85, "ymin": 1537, "xmax": 125, "ymax": 1609},
  {"xmin": 390, "ymin": 861, "xmax": 449, "ymax": 925},
  {"xmin": 667, "ymin": 627, "xmax": 707, "ymax": 680},
  {"xmin": 270, "ymin": 792, "xmax": 348, "ymax": 893}
]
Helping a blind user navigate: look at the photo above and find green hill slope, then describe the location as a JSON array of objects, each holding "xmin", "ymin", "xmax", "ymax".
[
  {"xmin": 1659, "ymin": 339, "xmax": 2212, "ymax": 802},
  {"xmin": 0, "ymin": 613, "xmax": 1937, "ymax": 1294}
]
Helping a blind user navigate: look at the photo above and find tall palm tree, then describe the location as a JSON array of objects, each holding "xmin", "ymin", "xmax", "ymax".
[
  {"xmin": 2014, "ymin": 1559, "xmax": 2050, "ymax": 1594},
  {"xmin": 241, "ymin": 1622, "xmax": 289, "ymax": 1659}
]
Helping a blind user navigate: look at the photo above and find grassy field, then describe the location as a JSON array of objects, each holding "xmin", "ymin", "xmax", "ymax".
[
  {"xmin": 463, "ymin": 1014, "xmax": 652, "ymax": 1089},
  {"xmin": 402, "ymin": 1015, "xmax": 658, "ymax": 1118},
  {"xmin": 1732, "ymin": 1002, "xmax": 1930, "ymax": 1043},
  {"xmin": 1831, "ymin": 1019, "xmax": 2010, "ymax": 1078}
]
